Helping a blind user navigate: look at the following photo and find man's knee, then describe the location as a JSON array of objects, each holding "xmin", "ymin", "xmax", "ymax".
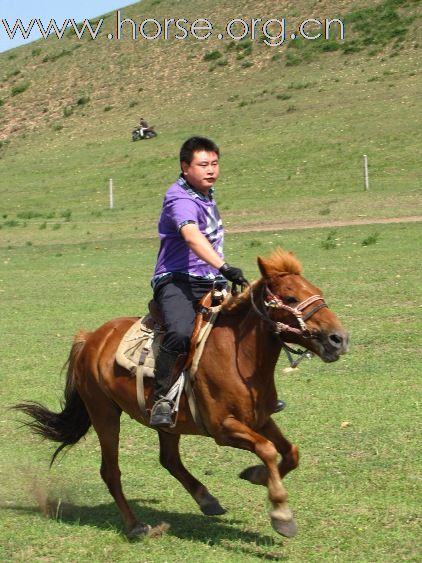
[{"xmin": 163, "ymin": 330, "xmax": 191, "ymax": 354}]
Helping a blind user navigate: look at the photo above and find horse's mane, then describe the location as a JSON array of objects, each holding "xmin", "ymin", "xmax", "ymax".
[
  {"xmin": 260, "ymin": 248, "xmax": 302, "ymax": 276},
  {"xmin": 221, "ymin": 280, "xmax": 262, "ymax": 314},
  {"xmin": 221, "ymin": 249, "xmax": 302, "ymax": 315}
]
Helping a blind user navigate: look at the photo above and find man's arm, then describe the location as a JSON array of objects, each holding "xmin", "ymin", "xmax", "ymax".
[
  {"xmin": 180, "ymin": 223, "xmax": 247, "ymax": 285},
  {"xmin": 179, "ymin": 223, "xmax": 225, "ymax": 269}
]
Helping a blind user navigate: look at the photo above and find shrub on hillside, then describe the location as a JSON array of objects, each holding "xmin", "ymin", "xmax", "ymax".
[
  {"xmin": 77, "ymin": 95, "xmax": 90, "ymax": 106},
  {"xmin": 204, "ymin": 50, "xmax": 222, "ymax": 61},
  {"xmin": 42, "ymin": 49, "xmax": 72, "ymax": 64},
  {"xmin": 7, "ymin": 69, "xmax": 21, "ymax": 79},
  {"xmin": 11, "ymin": 81, "xmax": 30, "ymax": 96}
]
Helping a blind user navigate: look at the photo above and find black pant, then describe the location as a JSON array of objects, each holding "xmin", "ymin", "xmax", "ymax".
[{"xmin": 153, "ymin": 274, "xmax": 217, "ymax": 354}]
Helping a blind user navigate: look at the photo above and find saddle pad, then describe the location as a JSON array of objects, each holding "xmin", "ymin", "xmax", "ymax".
[
  {"xmin": 115, "ymin": 311, "xmax": 219, "ymax": 380},
  {"xmin": 115, "ymin": 315, "xmax": 164, "ymax": 377}
]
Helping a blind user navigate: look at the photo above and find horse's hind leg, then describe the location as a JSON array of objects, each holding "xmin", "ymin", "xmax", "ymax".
[
  {"xmin": 158, "ymin": 431, "xmax": 225, "ymax": 516},
  {"xmin": 239, "ymin": 418, "xmax": 299, "ymax": 485},
  {"xmin": 83, "ymin": 395, "xmax": 149, "ymax": 538}
]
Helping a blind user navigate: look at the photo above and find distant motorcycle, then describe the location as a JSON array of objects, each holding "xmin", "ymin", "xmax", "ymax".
[{"xmin": 132, "ymin": 127, "xmax": 157, "ymax": 141}]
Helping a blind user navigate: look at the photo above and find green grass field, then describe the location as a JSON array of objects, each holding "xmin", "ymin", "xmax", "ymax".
[
  {"xmin": 0, "ymin": 0, "xmax": 421, "ymax": 559},
  {"xmin": 0, "ymin": 221, "xmax": 420, "ymax": 562}
]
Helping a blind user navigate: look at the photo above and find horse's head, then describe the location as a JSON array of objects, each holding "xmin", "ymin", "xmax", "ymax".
[{"xmin": 257, "ymin": 249, "xmax": 349, "ymax": 362}]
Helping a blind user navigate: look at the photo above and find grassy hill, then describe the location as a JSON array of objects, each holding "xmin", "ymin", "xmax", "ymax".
[{"xmin": 0, "ymin": 0, "xmax": 421, "ymax": 248}]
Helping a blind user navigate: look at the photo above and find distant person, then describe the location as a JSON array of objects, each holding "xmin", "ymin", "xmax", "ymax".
[{"xmin": 139, "ymin": 117, "xmax": 154, "ymax": 136}]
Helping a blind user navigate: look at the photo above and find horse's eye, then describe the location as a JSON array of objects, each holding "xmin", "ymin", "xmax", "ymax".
[{"xmin": 284, "ymin": 296, "xmax": 298, "ymax": 305}]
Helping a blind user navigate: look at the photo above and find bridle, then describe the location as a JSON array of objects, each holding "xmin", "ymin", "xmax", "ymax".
[
  {"xmin": 262, "ymin": 286, "xmax": 328, "ymax": 338},
  {"xmin": 247, "ymin": 281, "xmax": 329, "ymax": 368},
  {"xmin": 247, "ymin": 282, "xmax": 328, "ymax": 338}
]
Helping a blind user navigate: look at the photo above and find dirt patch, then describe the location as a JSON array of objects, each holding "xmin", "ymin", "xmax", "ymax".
[{"xmin": 225, "ymin": 216, "xmax": 422, "ymax": 234}]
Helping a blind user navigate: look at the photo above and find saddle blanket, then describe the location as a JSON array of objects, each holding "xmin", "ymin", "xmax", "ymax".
[
  {"xmin": 115, "ymin": 315, "xmax": 163, "ymax": 378},
  {"xmin": 115, "ymin": 312, "xmax": 218, "ymax": 382}
]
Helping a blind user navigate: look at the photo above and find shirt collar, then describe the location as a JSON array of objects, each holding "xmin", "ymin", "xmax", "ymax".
[{"xmin": 177, "ymin": 175, "xmax": 214, "ymax": 201}]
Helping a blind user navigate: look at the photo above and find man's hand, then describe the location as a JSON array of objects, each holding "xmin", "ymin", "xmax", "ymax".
[{"xmin": 219, "ymin": 263, "xmax": 248, "ymax": 285}]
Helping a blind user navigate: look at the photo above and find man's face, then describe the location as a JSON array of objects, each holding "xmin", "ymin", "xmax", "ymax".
[{"xmin": 181, "ymin": 150, "xmax": 220, "ymax": 194}]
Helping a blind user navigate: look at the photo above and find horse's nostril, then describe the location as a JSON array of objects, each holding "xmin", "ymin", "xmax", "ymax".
[{"xmin": 329, "ymin": 333, "xmax": 343, "ymax": 348}]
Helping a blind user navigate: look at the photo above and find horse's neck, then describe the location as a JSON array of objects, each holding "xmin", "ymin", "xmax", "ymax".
[{"xmin": 237, "ymin": 306, "xmax": 282, "ymax": 379}]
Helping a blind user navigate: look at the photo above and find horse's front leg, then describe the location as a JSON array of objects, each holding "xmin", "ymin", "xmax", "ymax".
[
  {"xmin": 263, "ymin": 418, "xmax": 300, "ymax": 478},
  {"xmin": 220, "ymin": 416, "xmax": 297, "ymax": 538},
  {"xmin": 158, "ymin": 431, "xmax": 225, "ymax": 516},
  {"xmin": 239, "ymin": 418, "xmax": 299, "ymax": 486}
]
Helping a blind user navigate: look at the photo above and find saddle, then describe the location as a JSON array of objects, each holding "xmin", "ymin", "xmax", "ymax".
[{"xmin": 115, "ymin": 288, "xmax": 226, "ymax": 432}]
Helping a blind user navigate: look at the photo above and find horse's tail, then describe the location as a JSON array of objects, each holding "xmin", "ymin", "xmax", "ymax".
[{"xmin": 14, "ymin": 330, "xmax": 92, "ymax": 467}]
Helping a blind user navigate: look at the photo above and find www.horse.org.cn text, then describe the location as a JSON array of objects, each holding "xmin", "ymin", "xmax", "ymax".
[{"xmin": 1, "ymin": 12, "xmax": 345, "ymax": 48}]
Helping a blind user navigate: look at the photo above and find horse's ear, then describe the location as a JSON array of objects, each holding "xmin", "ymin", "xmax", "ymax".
[{"xmin": 258, "ymin": 256, "xmax": 272, "ymax": 278}]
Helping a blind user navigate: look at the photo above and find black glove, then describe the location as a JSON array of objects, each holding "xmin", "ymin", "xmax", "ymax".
[{"xmin": 219, "ymin": 263, "xmax": 247, "ymax": 285}]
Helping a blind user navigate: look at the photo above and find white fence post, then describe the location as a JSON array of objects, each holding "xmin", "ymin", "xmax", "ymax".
[
  {"xmin": 363, "ymin": 155, "xmax": 369, "ymax": 191},
  {"xmin": 109, "ymin": 178, "xmax": 114, "ymax": 209}
]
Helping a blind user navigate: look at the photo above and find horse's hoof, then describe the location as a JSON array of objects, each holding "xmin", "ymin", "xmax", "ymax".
[
  {"xmin": 239, "ymin": 464, "xmax": 268, "ymax": 486},
  {"xmin": 271, "ymin": 516, "xmax": 298, "ymax": 538},
  {"xmin": 199, "ymin": 496, "xmax": 226, "ymax": 516},
  {"xmin": 127, "ymin": 523, "xmax": 151, "ymax": 540}
]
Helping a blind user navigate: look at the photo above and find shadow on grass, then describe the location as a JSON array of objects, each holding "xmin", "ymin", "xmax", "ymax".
[{"xmin": 1, "ymin": 497, "xmax": 287, "ymax": 560}]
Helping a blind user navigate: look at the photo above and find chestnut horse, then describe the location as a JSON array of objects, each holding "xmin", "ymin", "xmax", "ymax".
[{"xmin": 15, "ymin": 249, "xmax": 348, "ymax": 539}]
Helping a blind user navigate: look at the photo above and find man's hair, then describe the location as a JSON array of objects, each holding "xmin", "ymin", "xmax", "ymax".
[{"xmin": 180, "ymin": 137, "xmax": 220, "ymax": 168}]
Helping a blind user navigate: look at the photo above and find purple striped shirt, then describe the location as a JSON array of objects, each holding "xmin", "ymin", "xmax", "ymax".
[{"xmin": 153, "ymin": 177, "xmax": 224, "ymax": 283}]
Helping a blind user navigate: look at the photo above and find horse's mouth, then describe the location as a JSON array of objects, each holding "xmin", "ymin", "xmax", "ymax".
[
  {"xmin": 313, "ymin": 330, "xmax": 349, "ymax": 362},
  {"xmin": 320, "ymin": 350, "xmax": 342, "ymax": 363}
]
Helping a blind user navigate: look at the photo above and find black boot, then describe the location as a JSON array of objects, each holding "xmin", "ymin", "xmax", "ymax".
[
  {"xmin": 149, "ymin": 397, "xmax": 174, "ymax": 427},
  {"xmin": 273, "ymin": 399, "xmax": 286, "ymax": 413},
  {"xmin": 150, "ymin": 346, "xmax": 186, "ymax": 427}
]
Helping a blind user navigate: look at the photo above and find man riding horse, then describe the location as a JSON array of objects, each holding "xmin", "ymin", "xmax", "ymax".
[{"xmin": 150, "ymin": 136, "xmax": 285, "ymax": 426}]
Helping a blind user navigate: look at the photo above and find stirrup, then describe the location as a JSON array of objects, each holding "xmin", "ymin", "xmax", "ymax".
[
  {"xmin": 150, "ymin": 373, "xmax": 185, "ymax": 428},
  {"xmin": 150, "ymin": 397, "xmax": 174, "ymax": 427}
]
